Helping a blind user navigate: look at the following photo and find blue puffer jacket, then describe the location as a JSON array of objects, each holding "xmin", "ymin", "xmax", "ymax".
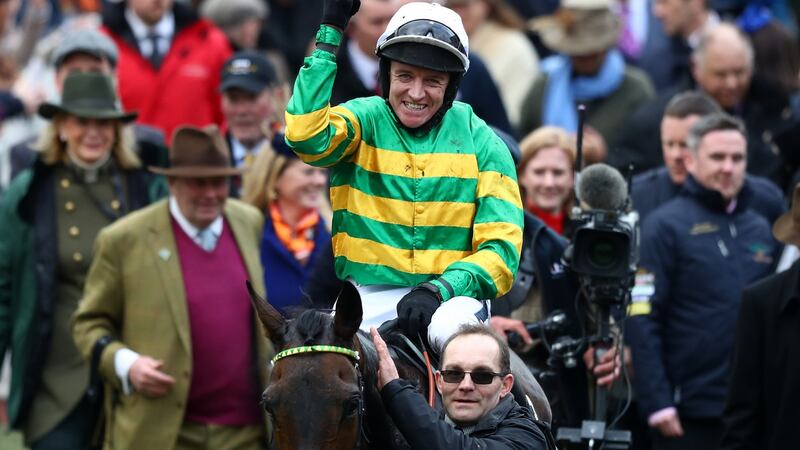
[{"xmin": 626, "ymin": 175, "xmax": 778, "ymax": 420}]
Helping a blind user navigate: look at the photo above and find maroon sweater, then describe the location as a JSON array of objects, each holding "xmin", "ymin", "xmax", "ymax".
[{"xmin": 173, "ymin": 219, "xmax": 262, "ymax": 425}]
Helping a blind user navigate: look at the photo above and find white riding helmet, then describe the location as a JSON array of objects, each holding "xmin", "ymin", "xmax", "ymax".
[{"xmin": 376, "ymin": 2, "xmax": 470, "ymax": 73}]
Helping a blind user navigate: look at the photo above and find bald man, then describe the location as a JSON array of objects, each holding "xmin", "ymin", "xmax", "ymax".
[{"xmin": 611, "ymin": 23, "xmax": 799, "ymax": 189}]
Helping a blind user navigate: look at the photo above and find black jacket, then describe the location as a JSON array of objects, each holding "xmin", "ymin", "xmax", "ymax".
[
  {"xmin": 492, "ymin": 212, "xmax": 577, "ymax": 320},
  {"xmin": 720, "ymin": 260, "xmax": 800, "ymax": 450},
  {"xmin": 626, "ymin": 176, "xmax": 778, "ymax": 420},
  {"xmin": 382, "ymin": 379, "xmax": 551, "ymax": 449},
  {"xmin": 11, "ymin": 159, "xmax": 153, "ymax": 427},
  {"xmin": 610, "ymin": 78, "xmax": 800, "ymax": 188},
  {"xmin": 492, "ymin": 212, "xmax": 588, "ymax": 428}
]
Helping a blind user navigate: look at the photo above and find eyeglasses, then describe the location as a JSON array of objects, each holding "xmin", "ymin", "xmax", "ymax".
[{"xmin": 439, "ymin": 369, "xmax": 505, "ymax": 385}]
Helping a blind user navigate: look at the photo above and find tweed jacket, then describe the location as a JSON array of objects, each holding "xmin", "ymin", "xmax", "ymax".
[{"xmin": 71, "ymin": 199, "xmax": 270, "ymax": 450}]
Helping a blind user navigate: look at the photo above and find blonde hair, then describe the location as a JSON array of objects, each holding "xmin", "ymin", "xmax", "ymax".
[
  {"xmin": 518, "ymin": 126, "xmax": 576, "ymax": 176},
  {"xmin": 242, "ymin": 145, "xmax": 291, "ymax": 211},
  {"xmin": 241, "ymin": 144, "xmax": 334, "ymax": 228},
  {"xmin": 36, "ymin": 115, "xmax": 141, "ymax": 169},
  {"xmin": 518, "ymin": 126, "xmax": 576, "ymax": 213}
]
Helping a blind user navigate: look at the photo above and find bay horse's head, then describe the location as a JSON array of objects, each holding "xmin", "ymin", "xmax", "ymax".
[{"xmin": 248, "ymin": 281, "xmax": 365, "ymax": 450}]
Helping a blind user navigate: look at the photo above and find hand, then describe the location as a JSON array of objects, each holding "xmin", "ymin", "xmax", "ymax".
[
  {"xmin": 489, "ymin": 316, "xmax": 533, "ymax": 351},
  {"xmin": 12, "ymin": 79, "xmax": 45, "ymax": 115},
  {"xmin": 582, "ymin": 344, "xmax": 621, "ymax": 387},
  {"xmin": 321, "ymin": 0, "xmax": 361, "ymax": 30},
  {"xmin": 651, "ymin": 409, "xmax": 684, "ymax": 438},
  {"xmin": 371, "ymin": 327, "xmax": 399, "ymax": 390},
  {"xmin": 396, "ymin": 285, "xmax": 440, "ymax": 341},
  {"xmin": 129, "ymin": 356, "xmax": 176, "ymax": 398},
  {"xmin": 581, "ymin": 126, "xmax": 608, "ymax": 165}
]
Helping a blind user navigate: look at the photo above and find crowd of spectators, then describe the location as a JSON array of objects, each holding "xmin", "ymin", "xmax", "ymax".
[{"xmin": 0, "ymin": 0, "xmax": 798, "ymax": 448}]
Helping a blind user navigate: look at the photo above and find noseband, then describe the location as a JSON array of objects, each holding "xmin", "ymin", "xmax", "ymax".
[{"xmin": 272, "ymin": 344, "xmax": 370, "ymax": 449}]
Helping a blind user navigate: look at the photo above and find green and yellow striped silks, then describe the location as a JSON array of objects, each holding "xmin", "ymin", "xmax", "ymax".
[{"xmin": 284, "ymin": 34, "xmax": 523, "ymax": 301}]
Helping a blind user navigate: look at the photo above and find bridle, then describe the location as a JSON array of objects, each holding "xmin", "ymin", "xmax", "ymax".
[{"xmin": 272, "ymin": 344, "xmax": 371, "ymax": 449}]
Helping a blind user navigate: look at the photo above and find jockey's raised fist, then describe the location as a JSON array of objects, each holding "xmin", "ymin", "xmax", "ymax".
[{"xmin": 321, "ymin": 0, "xmax": 362, "ymax": 30}]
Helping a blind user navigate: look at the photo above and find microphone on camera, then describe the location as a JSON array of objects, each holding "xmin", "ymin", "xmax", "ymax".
[{"xmin": 576, "ymin": 163, "xmax": 629, "ymax": 211}]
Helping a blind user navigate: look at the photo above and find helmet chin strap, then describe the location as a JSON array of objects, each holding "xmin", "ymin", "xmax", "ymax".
[{"xmin": 378, "ymin": 58, "xmax": 464, "ymax": 135}]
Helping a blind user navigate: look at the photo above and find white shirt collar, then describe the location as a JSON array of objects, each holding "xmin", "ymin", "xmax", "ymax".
[
  {"xmin": 231, "ymin": 137, "xmax": 265, "ymax": 168},
  {"xmin": 125, "ymin": 7, "xmax": 175, "ymax": 54},
  {"xmin": 169, "ymin": 196, "xmax": 224, "ymax": 246},
  {"xmin": 347, "ymin": 39, "xmax": 380, "ymax": 91}
]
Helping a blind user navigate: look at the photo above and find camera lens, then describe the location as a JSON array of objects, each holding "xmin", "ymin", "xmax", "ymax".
[
  {"xmin": 572, "ymin": 228, "xmax": 631, "ymax": 277},
  {"xmin": 588, "ymin": 239, "xmax": 618, "ymax": 269}
]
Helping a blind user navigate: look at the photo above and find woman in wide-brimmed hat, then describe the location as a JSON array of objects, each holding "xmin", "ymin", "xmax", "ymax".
[{"xmin": 0, "ymin": 71, "xmax": 159, "ymax": 449}]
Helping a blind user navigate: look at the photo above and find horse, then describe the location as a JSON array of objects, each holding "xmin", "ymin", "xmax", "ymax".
[{"xmin": 247, "ymin": 282, "xmax": 552, "ymax": 450}]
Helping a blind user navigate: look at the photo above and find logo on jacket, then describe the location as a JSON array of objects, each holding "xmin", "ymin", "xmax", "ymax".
[
  {"xmin": 749, "ymin": 243, "xmax": 774, "ymax": 264},
  {"xmin": 689, "ymin": 222, "xmax": 719, "ymax": 235}
]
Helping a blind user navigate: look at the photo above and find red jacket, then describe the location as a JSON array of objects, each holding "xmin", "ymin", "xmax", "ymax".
[{"xmin": 102, "ymin": 3, "xmax": 231, "ymax": 140}]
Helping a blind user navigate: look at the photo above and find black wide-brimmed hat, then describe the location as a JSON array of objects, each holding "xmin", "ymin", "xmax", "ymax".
[
  {"xmin": 150, "ymin": 125, "xmax": 245, "ymax": 178},
  {"xmin": 38, "ymin": 72, "xmax": 137, "ymax": 122}
]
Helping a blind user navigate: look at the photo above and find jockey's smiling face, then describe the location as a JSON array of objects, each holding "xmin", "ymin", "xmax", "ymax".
[{"xmin": 388, "ymin": 61, "xmax": 449, "ymax": 129}]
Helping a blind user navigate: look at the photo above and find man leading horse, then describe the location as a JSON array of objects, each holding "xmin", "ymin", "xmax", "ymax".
[
  {"xmin": 285, "ymin": 0, "xmax": 523, "ymax": 351},
  {"xmin": 372, "ymin": 324, "xmax": 552, "ymax": 449}
]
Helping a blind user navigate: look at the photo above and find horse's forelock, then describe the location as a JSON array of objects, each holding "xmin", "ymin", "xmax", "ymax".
[{"xmin": 290, "ymin": 309, "xmax": 336, "ymax": 345}]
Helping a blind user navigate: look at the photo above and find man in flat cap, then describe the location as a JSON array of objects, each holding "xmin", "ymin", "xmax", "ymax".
[
  {"xmin": 6, "ymin": 28, "xmax": 168, "ymax": 188},
  {"xmin": 72, "ymin": 125, "xmax": 271, "ymax": 449}
]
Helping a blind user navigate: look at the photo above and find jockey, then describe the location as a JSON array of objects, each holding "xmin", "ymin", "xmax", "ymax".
[{"xmin": 284, "ymin": 1, "xmax": 523, "ymax": 350}]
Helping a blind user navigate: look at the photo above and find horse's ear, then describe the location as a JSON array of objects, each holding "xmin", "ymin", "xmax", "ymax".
[
  {"xmin": 333, "ymin": 281, "xmax": 363, "ymax": 340},
  {"xmin": 247, "ymin": 280, "xmax": 286, "ymax": 346}
]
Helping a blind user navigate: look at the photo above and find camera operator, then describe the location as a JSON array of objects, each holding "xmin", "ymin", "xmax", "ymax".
[
  {"xmin": 488, "ymin": 131, "xmax": 623, "ymax": 429},
  {"xmin": 626, "ymin": 113, "xmax": 779, "ymax": 449}
]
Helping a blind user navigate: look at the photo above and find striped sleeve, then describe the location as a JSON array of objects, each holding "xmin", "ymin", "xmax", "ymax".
[
  {"xmin": 436, "ymin": 118, "xmax": 523, "ymax": 300},
  {"xmin": 284, "ymin": 26, "xmax": 362, "ymax": 167}
]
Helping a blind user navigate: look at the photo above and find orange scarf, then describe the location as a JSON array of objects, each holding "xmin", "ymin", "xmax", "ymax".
[{"xmin": 269, "ymin": 203, "xmax": 319, "ymax": 264}]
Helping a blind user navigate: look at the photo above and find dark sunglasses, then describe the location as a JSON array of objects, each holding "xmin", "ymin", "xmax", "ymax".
[
  {"xmin": 440, "ymin": 369, "xmax": 504, "ymax": 385},
  {"xmin": 391, "ymin": 20, "xmax": 466, "ymax": 54}
]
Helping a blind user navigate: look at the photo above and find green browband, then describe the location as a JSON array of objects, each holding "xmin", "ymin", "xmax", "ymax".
[{"xmin": 272, "ymin": 345, "xmax": 360, "ymax": 363}]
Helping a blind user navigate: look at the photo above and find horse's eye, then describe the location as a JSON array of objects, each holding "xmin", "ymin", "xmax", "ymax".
[
  {"xmin": 262, "ymin": 391, "xmax": 277, "ymax": 414},
  {"xmin": 343, "ymin": 395, "xmax": 360, "ymax": 418}
]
